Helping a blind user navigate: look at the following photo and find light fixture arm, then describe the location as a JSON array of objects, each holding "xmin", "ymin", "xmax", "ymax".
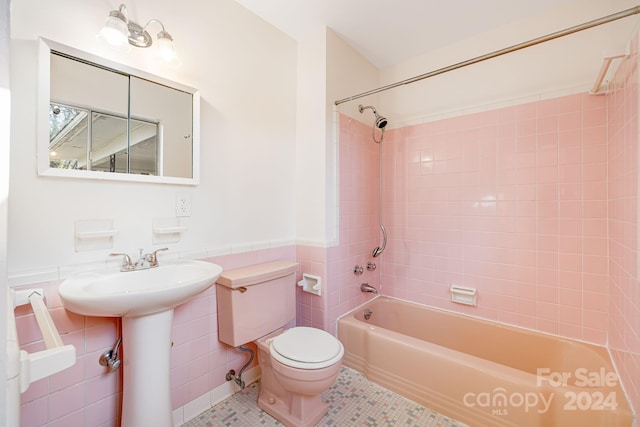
[
  {"xmin": 141, "ymin": 19, "xmax": 165, "ymax": 32},
  {"xmin": 114, "ymin": 4, "xmax": 128, "ymax": 21},
  {"xmin": 141, "ymin": 19, "xmax": 173, "ymax": 42},
  {"xmin": 98, "ymin": 3, "xmax": 178, "ymax": 63}
]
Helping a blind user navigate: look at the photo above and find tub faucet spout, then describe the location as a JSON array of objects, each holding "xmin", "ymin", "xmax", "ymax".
[{"xmin": 360, "ymin": 283, "xmax": 377, "ymax": 294}]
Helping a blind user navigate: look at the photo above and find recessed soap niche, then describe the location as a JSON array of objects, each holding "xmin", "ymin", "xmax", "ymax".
[
  {"xmin": 74, "ymin": 219, "xmax": 118, "ymax": 252},
  {"xmin": 152, "ymin": 218, "xmax": 187, "ymax": 244},
  {"xmin": 450, "ymin": 285, "xmax": 477, "ymax": 306}
]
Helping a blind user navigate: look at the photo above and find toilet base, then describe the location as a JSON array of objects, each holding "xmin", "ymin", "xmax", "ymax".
[
  {"xmin": 258, "ymin": 390, "xmax": 327, "ymax": 427},
  {"xmin": 256, "ymin": 330, "xmax": 340, "ymax": 427}
]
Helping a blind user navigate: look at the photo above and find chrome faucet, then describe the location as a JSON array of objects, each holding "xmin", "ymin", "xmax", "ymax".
[
  {"xmin": 360, "ymin": 283, "xmax": 378, "ymax": 294},
  {"xmin": 110, "ymin": 248, "xmax": 168, "ymax": 272},
  {"xmin": 134, "ymin": 249, "xmax": 150, "ymax": 269}
]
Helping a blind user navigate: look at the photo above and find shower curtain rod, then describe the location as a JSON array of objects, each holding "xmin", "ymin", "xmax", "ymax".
[{"xmin": 334, "ymin": 5, "xmax": 640, "ymax": 105}]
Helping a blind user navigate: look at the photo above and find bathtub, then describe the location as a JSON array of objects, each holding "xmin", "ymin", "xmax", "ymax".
[{"xmin": 337, "ymin": 297, "xmax": 633, "ymax": 427}]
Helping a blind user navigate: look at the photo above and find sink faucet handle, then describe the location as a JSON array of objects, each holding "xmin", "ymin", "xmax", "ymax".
[
  {"xmin": 109, "ymin": 253, "xmax": 133, "ymax": 270},
  {"xmin": 146, "ymin": 247, "xmax": 169, "ymax": 266}
]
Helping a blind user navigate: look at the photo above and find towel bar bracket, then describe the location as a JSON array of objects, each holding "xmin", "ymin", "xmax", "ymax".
[{"xmin": 9, "ymin": 288, "xmax": 77, "ymax": 393}]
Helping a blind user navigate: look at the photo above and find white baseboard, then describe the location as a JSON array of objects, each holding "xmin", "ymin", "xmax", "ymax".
[{"xmin": 172, "ymin": 366, "xmax": 261, "ymax": 426}]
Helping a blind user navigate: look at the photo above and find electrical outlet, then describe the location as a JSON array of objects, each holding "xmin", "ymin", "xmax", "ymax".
[{"xmin": 176, "ymin": 194, "xmax": 192, "ymax": 217}]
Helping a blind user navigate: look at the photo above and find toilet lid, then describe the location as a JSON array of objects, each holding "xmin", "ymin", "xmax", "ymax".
[{"xmin": 271, "ymin": 327, "xmax": 343, "ymax": 367}]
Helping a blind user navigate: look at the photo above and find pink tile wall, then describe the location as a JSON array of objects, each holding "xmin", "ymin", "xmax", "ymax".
[
  {"xmin": 608, "ymin": 32, "xmax": 640, "ymax": 417},
  {"xmin": 295, "ymin": 245, "xmax": 328, "ymax": 330},
  {"xmin": 296, "ymin": 115, "xmax": 382, "ymax": 335},
  {"xmin": 15, "ymin": 284, "xmax": 121, "ymax": 427},
  {"xmin": 331, "ymin": 116, "xmax": 382, "ymax": 332},
  {"xmin": 16, "ymin": 246, "xmax": 295, "ymax": 427},
  {"xmin": 372, "ymin": 92, "xmax": 609, "ymax": 345}
]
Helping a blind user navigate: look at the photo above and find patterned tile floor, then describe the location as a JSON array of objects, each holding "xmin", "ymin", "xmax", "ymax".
[{"xmin": 183, "ymin": 367, "xmax": 467, "ymax": 427}]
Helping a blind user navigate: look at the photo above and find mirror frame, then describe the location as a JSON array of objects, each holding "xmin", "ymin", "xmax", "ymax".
[{"xmin": 37, "ymin": 38, "xmax": 201, "ymax": 185}]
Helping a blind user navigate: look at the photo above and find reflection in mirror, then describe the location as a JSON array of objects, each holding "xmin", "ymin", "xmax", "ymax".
[
  {"xmin": 130, "ymin": 76, "xmax": 192, "ymax": 178},
  {"xmin": 49, "ymin": 103, "xmax": 88, "ymax": 170},
  {"xmin": 38, "ymin": 38, "xmax": 200, "ymax": 185},
  {"xmin": 49, "ymin": 102, "xmax": 159, "ymax": 175}
]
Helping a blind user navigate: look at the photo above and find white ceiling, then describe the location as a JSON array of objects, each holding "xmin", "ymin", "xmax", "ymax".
[{"xmin": 232, "ymin": 0, "xmax": 577, "ymax": 68}]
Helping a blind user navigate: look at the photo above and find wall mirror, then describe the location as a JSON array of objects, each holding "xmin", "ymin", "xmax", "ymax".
[{"xmin": 38, "ymin": 38, "xmax": 200, "ymax": 185}]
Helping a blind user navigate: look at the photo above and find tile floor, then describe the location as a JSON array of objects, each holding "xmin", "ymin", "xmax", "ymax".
[{"xmin": 183, "ymin": 367, "xmax": 467, "ymax": 427}]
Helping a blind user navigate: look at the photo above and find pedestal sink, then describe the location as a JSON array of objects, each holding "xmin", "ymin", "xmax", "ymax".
[{"xmin": 58, "ymin": 259, "xmax": 223, "ymax": 427}]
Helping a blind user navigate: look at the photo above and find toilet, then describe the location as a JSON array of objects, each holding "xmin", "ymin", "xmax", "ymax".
[{"xmin": 215, "ymin": 260, "xmax": 344, "ymax": 427}]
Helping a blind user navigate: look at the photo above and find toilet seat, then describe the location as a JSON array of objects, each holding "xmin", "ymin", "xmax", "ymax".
[{"xmin": 270, "ymin": 327, "xmax": 344, "ymax": 369}]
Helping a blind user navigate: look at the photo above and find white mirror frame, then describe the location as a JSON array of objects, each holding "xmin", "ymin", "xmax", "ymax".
[{"xmin": 37, "ymin": 38, "xmax": 201, "ymax": 185}]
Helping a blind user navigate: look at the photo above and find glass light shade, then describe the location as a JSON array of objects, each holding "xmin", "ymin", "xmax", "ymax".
[
  {"xmin": 97, "ymin": 14, "xmax": 130, "ymax": 50},
  {"xmin": 156, "ymin": 32, "xmax": 178, "ymax": 63}
]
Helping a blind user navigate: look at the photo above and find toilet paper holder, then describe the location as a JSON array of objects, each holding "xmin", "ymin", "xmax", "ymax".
[{"xmin": 297, "ymin": 273, "xmax": 321, "ymax": 296}]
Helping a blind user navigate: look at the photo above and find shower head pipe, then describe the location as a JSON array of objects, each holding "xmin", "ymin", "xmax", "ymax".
[
  {"xmin": 358, "ymin": 104, "xmax": 388, "ymax": 129},
  {"xmin": 358, "ymin": 104, "xmax": 388, "ymax": 144}
]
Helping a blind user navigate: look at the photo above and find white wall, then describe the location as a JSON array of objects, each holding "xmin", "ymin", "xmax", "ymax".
[
  {"xmin": 377, "ymin": 0, "xmax": 640, "ymax": 125},
  {"xmin": 9, "ymin": 0, "xmax": 297, "ymax": 279},
  {"xmin": 294, "ymin": 27, "xmax": 379, "ymax": 245},
  {"xmin": 295, "ymin": 29, "xmax": 328, "ymax": 245}
]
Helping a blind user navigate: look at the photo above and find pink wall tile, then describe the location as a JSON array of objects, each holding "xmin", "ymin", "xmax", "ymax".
[
  {"xmin": 607, "ymin": 32, "xmax": 640, "ymax": 416},
  {"xmin": 49, "ymin": 410, "xmax": 84, "ymax": 427},
  {"xmin": 20, "ymin": 396, "xmax": 48, "ymax": 427},
  {"xmin": 48, "ymin": 383, "xmax": 85, "ymax": 421},
  {"xmin": 85, "ymin": 394, "xmax": 120, "ymax": 427}
]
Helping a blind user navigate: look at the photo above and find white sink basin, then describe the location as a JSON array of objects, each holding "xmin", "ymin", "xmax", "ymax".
[{"xmin": 58, "ymin": 259, "xmax": 223, "ymax": 317}]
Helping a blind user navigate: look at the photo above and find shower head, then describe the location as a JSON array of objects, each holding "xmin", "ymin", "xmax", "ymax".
[
  {"xmin": 375, "ymin": 115, "xmax": 388, "ymax": 129},
  {"xmin": 358, "ymin": 104, "xmax": 388, "ymax": 129}
]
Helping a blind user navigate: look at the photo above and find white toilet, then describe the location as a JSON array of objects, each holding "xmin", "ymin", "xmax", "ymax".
[{"xmin": 215, "ymin": 260, "xmax": 344, "ymax": 427}]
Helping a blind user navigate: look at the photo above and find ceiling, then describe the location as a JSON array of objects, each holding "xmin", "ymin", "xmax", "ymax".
[{"xmin": 232, "ymin": 0, "xmax": 577, "ymax": 68}]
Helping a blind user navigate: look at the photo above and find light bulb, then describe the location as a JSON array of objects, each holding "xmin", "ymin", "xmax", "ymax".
[
  {"xmin": 97, "ymin": 10, "xmax": 130, "ymax": 51},
  {"xmin": 156, "ymin": 31, "xmax": 178, "ymax": 63}
]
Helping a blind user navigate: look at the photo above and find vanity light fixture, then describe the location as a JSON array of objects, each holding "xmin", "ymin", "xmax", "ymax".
[{"xmin": 97, "ymin": 4, "xmax": 178, "ymax": 63}]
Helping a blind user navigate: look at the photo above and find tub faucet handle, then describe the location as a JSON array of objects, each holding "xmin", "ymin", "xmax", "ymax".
[
  {"xmin": 353, "ymin": 265, "xmax": 364, "ymax": 275},
  {"xmin": 367, "ymin": 262, "xmax": 376, "ymax": 271}
]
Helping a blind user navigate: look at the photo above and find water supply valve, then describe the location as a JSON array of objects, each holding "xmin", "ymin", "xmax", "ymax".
[{"xmin": 99, "ymin": 337, "xmax": 122, "ymax": 372}]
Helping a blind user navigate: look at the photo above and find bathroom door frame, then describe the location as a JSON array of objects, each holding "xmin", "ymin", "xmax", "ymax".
[{"xmin": 1, "ymin": 0, "xmax": 12, "ymax": 423}]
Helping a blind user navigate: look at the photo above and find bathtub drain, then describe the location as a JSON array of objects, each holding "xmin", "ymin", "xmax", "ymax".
[{"xmin": 364, "ymin": 308, "xmax": 373, "ymax": 320}]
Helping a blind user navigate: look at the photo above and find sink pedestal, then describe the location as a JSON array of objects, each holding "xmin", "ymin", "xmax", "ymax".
[
  {"xmin": 57, "ymin": 259, "xmax": 223, "ymax": 426},
  {"xmin": 121, "ymin": 309, "xmax": 174, "ymax": 427}
]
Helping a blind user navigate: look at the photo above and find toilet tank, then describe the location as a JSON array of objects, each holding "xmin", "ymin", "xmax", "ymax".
[{"xmin": 216, "ymin": 260, "xmax": 298, "ymax": 347}]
